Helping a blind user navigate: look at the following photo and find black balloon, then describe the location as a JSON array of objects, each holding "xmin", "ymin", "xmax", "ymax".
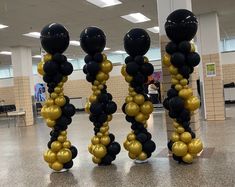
[
  {"xmin": 80, "ymin": 27, "xmax": 106, "ymax": 55},
  {"xmin": 43, "ymin": 61, "xmax": 59, "ymax": 75},
  {"xmin": 57, "ymin": 115, "xmax": 72, "ymax": 126},
  {"xmin": 70, "ymin": 146, "xmax": 78, "ymax": 159},
  {"xmin": 165, "ymin": 9, "xmax": 198, "ymax": 43},
  {"xmin": 143, "ymin": 140, "xmax": 156, "ymax": 153},
  {"xmin": 171, "ymin": 52, "xmax": 185, "ymax": 68},
  {"xmin": 53, "ymin": 73, "xmax": 63, "ymax": 84},
  {"xmin": 178, "ymin": 65, "xmax": 191, "ymax": 78},
  {"xmin": 83, "ymin": 64, "xmax": 88, "ymax": 74},
  {"xmin": 62, "ymin": 104, "xmax": 76, "ymax": 117},
  {"xmin": 105, "ymin": 101, "xmax": 117, "ymax": 114},
  {"xmin": 60, "ymin": 62, "xmax": 73, "ymax": 76},
  {"xmin": 86, "ymin": 61, "xmax": 100, "ymax": 75},
  {"xmin": 167, "ymin": 88, "xmax": 178, "ymax": 98},
  {"xmin": 167, "ymin": 140, "xmax": 174, "ymax": 151},
  {"xmin": 94, "ymin": 53, "xmax": 103, "ymax": 63},
  {"xmin": 40, "ymin": 23, "xmax": 70, "ymax": 54},
  {"xmin": 97, "ymin": 113, "xmax": 108, "ymax": 124},
  {"xmin": 84, "ymin": 54, "xmax": 93, "ymax": 63},
  {"xmin": 187, "ymin": 52, "xmax": 200, "ymax": 67},
  {"xmin": 86, "ymin": 74, "xmax": 95, "ymax": 83},
  {"xmin": 173, "ymin": 154, "xmax": 182, "ymax": 162},
  {"xmin": 90, "ymin": 102, "xmax": 103, "ymax": 115},
  {"xmin": 63, "ymin": 161, "xmax": 73, "ymax": 169},
  {"xmin": 124, "ymin": 28, "xmax": 150, "ymax": 57},
  {"xmin": 141, "ymin": 63, "xmax": 154, "ymax": 76},
  {"xmin": 109, "ymin": 133, "xmax": 115, "ymax": 143},
  {"xmin": 163, "ymin": 98, "xmax": 170, "ymax": 110},
  {"xmin": 125, "ymin": 56, "xmax": 134, "ymax": 64},
  {"xmin": 134, "ymin": 56, "xmax": 144, "ymax": 64},
  {"xmin": 107, "ymin": 142, "xmax": 121, "ymax": 155},
  {"xmin": 136, "ymin": 133, "xmax": 148, "ymax": 143},
  {"xmin": 101, "ymin": 155, "xmax": 113, "ymax": 165},
  {"xmin": 165, "ymin": 42, "xmax": 178, "ymax": 54},
  {"xmin": 126, "ymin": 62, "xmax": 139, "ymax": 76},
  {"xmin": 179, "ymin": 41, "xmax": 191, "ymax": 53},
  {"xmin": 53, "ymin": 53, "xmax": 67, "ymax": 63},
  {"xmin": 169, "ymin": 96, "xmax": 184, "ymax": 113},
  {"xmin": 177, "ymin": 109, "xmax": 191, "ymax": 123}
]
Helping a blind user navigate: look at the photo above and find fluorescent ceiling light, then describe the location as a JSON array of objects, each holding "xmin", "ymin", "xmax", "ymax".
[
  {"xmin": 23, "ymin": 32, "xmax": 41, "ymax": 38},
  {"xmin": 121, "ymin": 13, "xmax": 151, "ymax": 23},
  {"xmin": 0, "ymin": 24, "xmax": 8, "ymax": 29},
  {"xmin": 113, "ymin": 50, "xmax": 126, "ymax": 54},
  {"xmin": 147, "ymin": 26, "xmax": 160, "ymax": 33},
  {"xmin": 32, "ymin": 55, "xmax": 42, "ymax": 58},
  {"xmin": 104, "ymin": 47, "xmax": 110, "ymax": 50},
  {"xmin": 67, "ymin": 58, "xmax": 74, "ymax": 61},
  {"xmin": 0, "ymin": 51, "xmax": 12, "ymax": 55},
  {"xmin": 70, "ymin": 40, "xmax": 80, "ymax": 46},
  {"xmin": 86, "ymin": 0, "xmax": 122, "ymax": 8}
]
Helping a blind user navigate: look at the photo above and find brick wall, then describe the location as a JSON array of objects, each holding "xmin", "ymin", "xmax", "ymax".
[
  {"xmin": 222, "ymin": 64, "xmax": 235, "ymax": 84},
  {"xmin": 0, "ymin": 86, "xmax": 15, "ymax": 104}
]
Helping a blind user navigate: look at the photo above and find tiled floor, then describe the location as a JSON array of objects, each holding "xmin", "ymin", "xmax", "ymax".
[{"xmin": 0, "ymin": 107, "xmax": 235, "ymax": 187}]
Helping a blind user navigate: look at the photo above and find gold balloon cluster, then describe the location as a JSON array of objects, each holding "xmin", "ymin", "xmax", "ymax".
[
  {"xmin": 163, "ymin": 43, "xmax": 203, "ymax": 163},
  {"xmin": 121, "ymin": 57, "xmax": 154, "ymax": 161},
  {"xmin": 38, "ymin": 54, "xmax": 74, "ymax": 171},
  {"xmin": 85, "ymin": 54, "xmax": 115, "ymax": 164}
]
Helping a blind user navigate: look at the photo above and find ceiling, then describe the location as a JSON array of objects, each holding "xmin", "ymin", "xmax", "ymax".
[{"xmin": 0, "ymin": 0, "xmax": 235, "ymax": 65}]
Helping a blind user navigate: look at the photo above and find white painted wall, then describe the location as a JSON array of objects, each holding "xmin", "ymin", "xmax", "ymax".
[{"xmin": 221, "ymin": 52, "xmax": 235, "ymax": 64}]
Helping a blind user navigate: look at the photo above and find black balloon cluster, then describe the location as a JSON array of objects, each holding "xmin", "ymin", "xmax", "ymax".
[
  {"xmin": 163, "ymin": 10, "xmax": 203, "ymax": 164},
  {"xmin": 80, "ymin": 27, "xmax": 121, "ymax": 165},
  {"xmin": 122, "ymin": 28, "xmax": 156, "ymax": 161},
  {"xmin": 38, "ymin": 23, "xmax": 77, "ymax": 171}
]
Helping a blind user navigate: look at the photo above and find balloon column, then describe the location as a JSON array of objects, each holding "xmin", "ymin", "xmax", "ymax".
[
  {"xmin": 38, "ymin": 23, "xmax": 77, "ymax": 171},
  {"xmin": 163, "ymin": 9, "xmax": 203, "ymax": 163},
  {"xmin": 80, "ymin": 27, "xmax": 121, "ymax": 165},
  {"xmin": 121, "ymin": 28, "xmax": 156, "ymax": 161}
]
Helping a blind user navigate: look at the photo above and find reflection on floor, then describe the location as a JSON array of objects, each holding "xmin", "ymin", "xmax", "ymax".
[{"xmin": 0, "ymin": 106, "xmax": 235, "ymax": 187}]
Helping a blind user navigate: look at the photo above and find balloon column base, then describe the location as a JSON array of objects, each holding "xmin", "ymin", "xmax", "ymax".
[
  {"xmin": 134, "ymin": 159, "xmax": 148, "ymax": 164},
  {"xmin": 51, "ymin": 169, "xmax": 69, "ymax": 173}
]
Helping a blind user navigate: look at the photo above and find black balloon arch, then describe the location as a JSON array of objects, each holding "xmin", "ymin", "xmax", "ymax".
[
  {"xmin": 80, "ymin": 27, "xmax": 121, "ymax": 165},
  {"xmin": 38, "ymin": 23, "xmax": 77, "ymax": 171},
  {"xmin": 163, "ymin": 9, "xmax": 203, "ymax": 163}
]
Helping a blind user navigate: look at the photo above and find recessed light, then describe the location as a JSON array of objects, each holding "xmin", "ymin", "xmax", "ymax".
[
  {"xmin": 147, "ymin": 26, "xmax": 160, "ymax": 33},
  {"xmin": 70, "ymin": 40, "xmax": 80, "ymax": 46},
  {"xmin": 32, "ymin": 55, "xmax": 42, "ymax": 58},
  {"xmin": 113, "ymin": 50, "xmax": 126, "ymax": 54},
  {"xmin": 23, "ymin": 32, "xmax": 41, "ymax": 38},
  {"xmin": 0, "ymin": 24, "xmax": 8, "ymax": 29},
  {"xmin": 86, "ymin": 0, "xmax": 122, "ymax": 8},
  {"xmin": 104, "ymin": 47, "xmax": 110, "ymax": 50},
  {"xmin": 0, "ymin": 51, "xmax": 12, "ymax": 55},
  {"xmin": 121, "ymin": 13, "xmax": 151, "ymax": 23}
]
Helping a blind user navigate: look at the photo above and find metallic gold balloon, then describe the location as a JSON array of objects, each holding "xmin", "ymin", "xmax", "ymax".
[
  {"xmin": 54, "ymin": 86, "xmax": 63, "ymax": 94},
  {"xmin": 100, "ymin": 136, "xmax": 110, "ymax": 146},
  {"xmin": 125, "ymin": 102, "xmax": 140, "ymax": 117},
  {"xmin": 46, "ymin": 118, "xmax": 56, "ymax": 128},
  {"xmin": 57, "ymin": 148, "xmax": 72, "ymax": 164},
  {"xmin": 103, "ymin": 73, "xmax": 109, "ymax": 81},
  {"xmin": 163, "ymin": 53, "xmax": 171, "ymax": 67},
  {"xmin": 127, "ymin": 133, "xmax": 136, "ymax": 141},
  {"xmin": 51, "ymin": 161, "xmax": 63, "ymax": 171},
  {"xmin": 144, "ymin": 114, "xmax": 150, "ymax": 120},
  {"xmin": 100, "ymin": 126, "xmax": 109, "ymax": 133},
  {"xmin": 180, "ymin": 132, "xmax": 192, "ymax": 143},
  {"xmin": 135, "ymin": 112, "xmax": 145, "ymax": 123},
  {"xmin": 37, "ymin": 61, "xmax": 45, "ymax": 75},
  {"xmin": 134, "ymin": 94, "xmax": 145, "ymax": 105},
  {"xmin": 175, "ymin": 84, "xmax": 183, "ymax": 91},
  {"xmin": 45, "ymin": 98, "xmax": 54, "ymax": 106},
  {"xmin": 51, "ymin": 141, "xmax": 62, "ymax": 152},
  {"xmin": 50, "ymin": 92, "xmax": 58, "ymax": 99},
  {"xmin": 101, "ymin": 60, "xmax": 113, "ymax": 73},
  {"xmin": 98, "ymin": 84, "xmax": 104, "ymax": 90},
  {"xmin": 125, "ymin": 75, "xmax": 133, "ymax": 83},
  {"xmin": 129, "ymin": 91, "xmax": 137, "ymax": 97},
  {"xmin": 185, "ymin": 96, "xmax": 200, "ymax": 111},
  {"xmin": 55, "ymin": 96, "xmax": 66, "ymax": 107},
  {"xmin": 93, "ymin": 144, "xmax": 107, "ymax": 158},
  {"xmin": 59, "ymin": 92, "xmax": 64, "ymax": 96},
  {"xmin": 121, "ymin": 65, "xmax": 127, "ymax": 76},
  {"xmin": 107, "ymin": 115, "xmax": 112, "ymax": 122},
  {"xmin": 144, "ymin": 56, "xmax": 149, "ymax": 63},
  {"xmin": 63, "ymin": 140, "xmax": 71, "ymax": 148},
  {"xmin": 128, "ymin": 87, "xmax": 134, "ymax": 92},
  {"xmin": 180, "ymin": 79, "xmax": 188, "ymax": 86},
  {"xmin": 171, "ymin": 78, "xmax": 179, "ymax": 85},
  {"xmin": 88, "ymin": 144, "xmax": 94, "ymax": 154},
  {"xmin": 58, "ymin": 82, "xmax": 64, "ymax": 87},
  {"xmin": 140, "ymin": 101, "xmax": 153, "ymax": 115},
  {"xmin": 58, "ymin": 135, "xmax": 67, "ymax": 143},
  {"xmin": 60, "ymin": 131, "xmax": 67, "ymax": 136},
  {"xmin": 128, "ymin": 152, "xmax": 137, "ymax": 159},
  {"xmin": 129, "ymin": 140, "xmax": 142, "ymax": 155},
  {"xmin": 169, "ymin": 65, "xmax": 178, "ymax": 75},
  {"xmin": 91, "ymin": 136, "xmax": 100, "ymax": 145},
  {"xmin": 123, "ymin": 140, "xmax": 131, "ymax": 150},
  {"xmin": 43, "ymin": 53, "xmax": 52, "ymax": 62},
  {"xmin": 176, "ymin": 126, "xmax": 185, "ymax": 134},
  {"xmin": 62, "ymin": 76, "xmax": 68, "ymax": 83},
  {"xmin": 94, "ymin": 89, "xmax": 101, "ymax": 96},
  {"xmin": 173, "ymin": 121, "xmax": 180, "ymax": 128},
  {"xmin": 97, "ymin": 132, "xmax": 103, "ymax": 138},
  {"xmin": 93, "ymin": 80, "xmax": 100, "ymax": 86},
  {"xmin": 41, "ymin": 106, "xmax": 48, "ymax": 118},
  {"xmin": 125, "ymin": 96, "xmax": 134, "ymax": 103},
  {"xmin": 43, "ymin": 150, "xmax": 57, "ymax": 163},
  {"xmin": 138, "ymin": 152, "xmax": 147, "ymax": 161},
  {"xmin": 103, "ymin": 122, "xmax": 108, "ymax": 127},
  {"xmin": 91, "ymin": 85, "xmax": 98, "ymax": 92},
  {"xmin": 190, "ymin": 43, "xmax": 196, "ymax": 52},
  {"xmin": 47, "ymin": 105, "xmax": 62, "ymax": 120},
  {"xmin": 92, "ymin": 156, "xmax": 101, "ymax": 164},
  {"xmin": 182, "ymin": 153, "xmax": 193, "ymax": 164},
  {"xmin": 96, "ymin": 72, "xmax": 106, "ymax": 82},
  {"xmin": 172, "ymin": 141, "xmax": 188, "ymax": 157},
  {"xmin": 170, "ymin": 132, "xmax": 180, "ymax": 142},
  {"xmin": 188, "ymin": 138, "xmax": 203, "ymax": 154},
  {"xmin": 179, "ymin": 88, "xmax": 193, "ymax": 99},
  {"xmin": 89, "ymin": 95, "xmax": 97, "ymax": 103},
  {"xmin": 176, "ymin": 74, "xmax": 183, "ymax": 80}
]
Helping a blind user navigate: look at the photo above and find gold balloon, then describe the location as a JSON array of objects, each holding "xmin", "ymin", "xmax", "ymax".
[
  {"xmin": 135, "ymin": 112, "xmax": 145, "ymax": 123},
  {"xmin": 180, "ymin": 132, "xmax": 192, "ymax": 143},
  {"xmin": 182, "ymin": 153, "xmax": 193, "ymax": 164},
  {"xmin": 51, "ymin": 161, "xmax": 63, "ymax": 171},
  {"xmin": 93, "ymin": 144, "xmax": 107, "ymax": 158},
  {"xmin": 171, "ymin": 78, "xmax": 179, "ymax": 85},
  {"xmin": 88, "ymin": 144, "xmax": 94, "ymax": 154},
  {"xmin": 190, "ymin": 43, "xmax": 196, "ymax": 52},
  {"xmin": 96, "ymin": 72, "xmax": 106, "ymax": 82},
  {"xmin": 103, "ymin": 122, "xmax": 108, "ymax": 127},
  {"xmin": 134, "ymin": 94, "xmax": 145, "ymax": 105},
  {"xmin": 50, "ymin": 92, "xmax": 58, "ymax": 99},
  {"xmin": 173, "ymin": 121, "xmax": 180, "ymax": 128},
  {"xmin": 145, "ymin": 114, "xmax": 150, "ymax": 120},
  {"xmin": 169, "ymin": 65, "xmax": 178, "ymax": 75},
  {"xmin": 128, "ymin": 152, "xmax": 137, "ymax": 159},
  {"xmin": 121, "ymin": 65, "xmax": 127, "ymax": 76},
  {"xmin": 180, "ymin": 79, "xmax": 188, "ymax": 86},
  {"xmin": 102, "ymin": 53, "xmax": 107, "ymax": 60},
  {"xmin": 58, "ymin": 82, "xmax": 64, "ymax": 87},
  {"xmin": 140, "ymin": 101, "xmax": 153, "ymax": 115},
  {"xmin": 123, "ymin": 140, "xmax": 131, "ymax": 150},
  {"xmin": 129, "ymin": 91, "xmax": 137, "ymax": 97},
  {"xmin": 185, "ymin": 96, "xmax": 200, "ymax": 111},
  {"xmin": 55, "ymin": 96, "xmax": 66, "ymax": 107},
  {"xmin": 41, "ymin": 106, "xmax": 48, "ymax": 118},
  {"xmin": 63, "ymin": 140, "xmax": 71, "ymax": 148},
  {"xmin": 60, "ymin": 131, "xmax": 67, "ymax": 136},
  {"xmin": 127, "ymin": 133, "xmax": 136, "ymax": 141},
  {"xmin": 176, "ymin": 74, "xmax": 183, "ymax": 80},
  {"xmin": 91, "ymin": 136, "xmax": 100, "ymax": 145},
  {"xmin": 37, "ymin": 61, "xmax": 45, "ymax": 75},
  {"xmin": 43, "ymin": 150, "xmax": 57, "ymax": 163},
  {"xmin": 103, "ymin": 73, "xmax": 109, "ymax": 81},
  {"xmin": 62, "ymin": 76, "xmax": 68, "ymax": 83},
  {"xmin": 97, "ymin": 132, "xmax": 103, "ymax": 138},
  {"xmin": 57, "ymin": 148, "xmax": 72, "ymax": 164},
  {"xmin": 125, "ymin": 102, "xmax": 140, "ymax": 117},
  {"xmin": 91, "ymin": 85, "xmax": 98, "ymax": 91},
  {"xmin": 59, "ymin": 92, "xmax": 64, "ymax": 96},
  {"xmin": 58, "ymin": 135, "xmax": 67, "ymax": 143},
  {"xmin": 175, "ymin": 84, "xmax": 183, "ymax": 91},
  {"xmin": 129, "ymin": 140, "xmax": 142, "ymax": 155},
  {"xmin": 125, "ymin": 96, "xmax": 134, "ymax": 103},
  {"xmin": 144, "ymin": 56, "xmax": 149, "ymax": 63},
  {"xmin": 188, "ymin": 138, "xmax": 203, "ymax": 154},
  {"xmin": 125, "ymin": 75, "xmax": 133, "ymax": 83},
  {"xmin": 172, "ymin": 141, "xmax": 188, "ymax": 157},
  {"xmin": 101, "ymin": 60, "xmax": 113, "ymax": 73},
  {"xmin": 89, "ymin": 94, "xmax": 97, "ymax": 103},
  {"xmin": 170, "ymin": 132, "xmax": 180, "ymax": 142},
  {"xmin": 94, "ymin": 89, "xmax": 101, "ymax": 96},
  {"xmin": 47, "ymin": 105, "xmax": 62, "ymax": 120},
  {"xmin": 179, "ymin": 88, "xmax": 193, "ymax": 99},
  {"xmin": 100, "ymin": 136, "xmax": 110, "ymax": 146},
  {"xmin": 92, "ymin": 156, "xmax": 101, "ymax": 164},
  {"xmin": 93, "ymin": 80, "xmax": 100, "ymax": 86},
  {"xmin": 45, "ymin": 98, "xmax": 54, "ymax": 106},
  {"xmin": 46, "ymin": 119, "xmax": 56, "ymax": 128},
  {"xmin": 128, "ymin": 87, "xmax": 134, "ymax": 92},
  {"xmin": 98, "ymin": 84, "xmax": 104, "ymax": 90},
  {"xmin": 163, "ymin": 53, "xmax": 171, "ymax": 67},
  {"xmin": 54, "ymin": 86, "xmax": 63, "ymax": 94},
  {"xmin": 138, "ymin": 152, "xmax": 147, "ymax": 161},
  {"xmin": 107, "ymin": 115, "xmax": 112, "ymax": 122},
  {"xmin": 43, "ymin": 54, "xmax": 52, "ymax": 62},
  {"xmin": 51, "ymin": 141, "xmax": 62, "ymax": 152},
  {"xmin": 176, "ymin": 126, "xmax": 185, "ymax": 134},
  {"xmin": 100, "ymin": 126, "xmax": 109, "ymax": 133}
]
